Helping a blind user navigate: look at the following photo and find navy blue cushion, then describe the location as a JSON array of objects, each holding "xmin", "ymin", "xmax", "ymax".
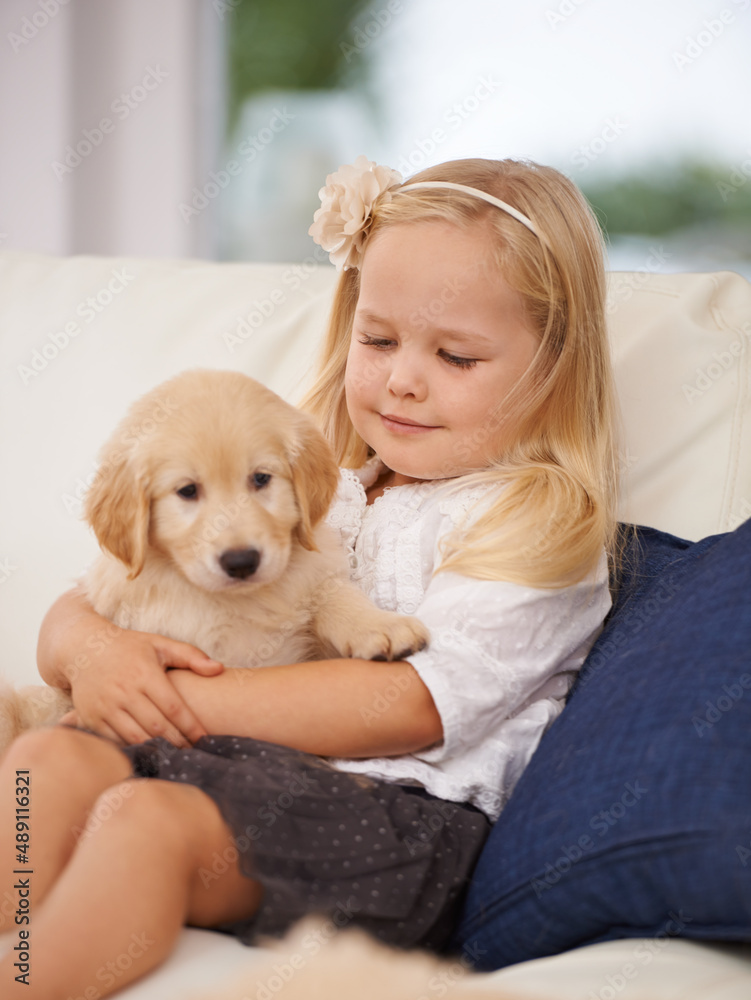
[{"xmin": 452, "ymin": 517, "xmax": 751, "ymax": 970}]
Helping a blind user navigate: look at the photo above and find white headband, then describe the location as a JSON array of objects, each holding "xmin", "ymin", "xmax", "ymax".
[
  {"xmin": 308, "ymin": 155, "xmax": 543, "ymax": 271},
  {"xmin": 399, "ymin": 180, "xmax": 540, "ymax": 238}
]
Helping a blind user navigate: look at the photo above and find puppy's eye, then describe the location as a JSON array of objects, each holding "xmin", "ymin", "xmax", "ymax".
[
  {"xmin": 252, "ymin": 472, "xmax": 271, "ymax": 490},
  {"xmin": 177, "ymin": 483, "xmax": 199, "ymax": 500}
]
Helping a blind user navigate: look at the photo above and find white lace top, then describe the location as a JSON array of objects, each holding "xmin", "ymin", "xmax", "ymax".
[{"xmin": 325, "ymin": 458, "xmax": 612, "ymax": 821}]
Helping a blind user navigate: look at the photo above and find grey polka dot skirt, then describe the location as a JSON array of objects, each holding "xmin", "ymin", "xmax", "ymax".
[{"xmin": 117, "ymin": 733, "xmax": 490, "ymax": 951}]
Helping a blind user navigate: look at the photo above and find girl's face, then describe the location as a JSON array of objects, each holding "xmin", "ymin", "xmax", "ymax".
[{"xmin": 344, "ymin": 220, "xmax": 540, "ymax": 485}]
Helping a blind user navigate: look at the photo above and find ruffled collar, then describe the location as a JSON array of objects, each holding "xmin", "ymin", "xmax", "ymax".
[{"xmin": 347, "ymin": 454, "xmax": 386, "ymax": 492}]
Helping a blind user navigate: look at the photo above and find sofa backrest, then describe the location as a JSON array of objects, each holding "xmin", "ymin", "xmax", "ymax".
[{"xmin": 1, "ymin": 250, "xmax": 749, "ymax": 683}]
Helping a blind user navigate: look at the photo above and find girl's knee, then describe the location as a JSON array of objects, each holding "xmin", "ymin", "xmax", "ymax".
[
  {"xmin": 89, "ymin": 779, "xmax": 204, "ymax": 855},
  {"xmin": 5, "ymin": 725, "xmax": 130, "ymax": 783},
  {"xmin": 80, "ymin": 777, "xmax": 142, "ymax": 842},
  {"xmin": 5, "ymin": 724, "xmax": 88, "ymax": 766}
]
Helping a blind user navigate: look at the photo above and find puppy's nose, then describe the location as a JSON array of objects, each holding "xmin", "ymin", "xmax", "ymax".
[{"xmin": 219, "ymin": 548, "xmax": 261, "ymax": 579}]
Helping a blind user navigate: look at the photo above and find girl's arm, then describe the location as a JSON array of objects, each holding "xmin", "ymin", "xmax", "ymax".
[
  {"xmin": 168, "ymin": 660, "xmax": 443, "ymax": 758},
  {"xmin": 37, "ymin": 586, "xmax": 225, "ymax": 748}
]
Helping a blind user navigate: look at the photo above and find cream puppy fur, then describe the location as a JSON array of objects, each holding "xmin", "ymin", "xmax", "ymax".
[
  {"xmin": 188, "ymin": 916, "xmax": 526, "ymax": 1000},
  {"xmin": 0, "ymin": 369, "xmax": 429, "ymax": 751},
  {"xmin": 0, "ymin": 915, "xmax": 527, "ymax": 999}
]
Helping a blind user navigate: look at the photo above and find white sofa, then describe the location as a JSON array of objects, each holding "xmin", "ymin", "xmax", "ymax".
[{"xmin": 1, "ymin": 249, "xmax": 750, "ymax": 998}]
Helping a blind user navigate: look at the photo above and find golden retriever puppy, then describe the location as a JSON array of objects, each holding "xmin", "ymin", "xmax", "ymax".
[{"xmin": 1, "ymin": 369, "xmax": 429, "ymax": 748}]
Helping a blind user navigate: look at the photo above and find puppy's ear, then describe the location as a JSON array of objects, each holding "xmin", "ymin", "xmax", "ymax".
[
  {"xmin": 83, "ymin": 450, "xmax": 151, "ymax": 580},
  {"xmin": 287, "ymin": 416, "xmax": 340, "ymax": 551}
]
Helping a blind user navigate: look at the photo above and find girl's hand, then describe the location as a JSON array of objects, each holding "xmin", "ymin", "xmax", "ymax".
[
  {"xmin": 38, "ymin": 587, "xmax": 224, "ymax": 748},
  {"xmin": 66, "ymin": 628, "xmax": 224, "ymax": 748}
]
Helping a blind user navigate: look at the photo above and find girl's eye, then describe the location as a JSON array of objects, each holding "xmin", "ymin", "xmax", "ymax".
[
  {"xmin": 252, "ymin": 472, "xmax": 271, "ymax": 489},
  {"xmin": 439, "ymin": 350, "xmax": 479, "ymax": 369},
  {"xmin": 358, "ymin": 335, "xmax": 394, "ymax": 350},
  {"xmin": 177, "ymin": 483, "xmax": 199, "ymax": 500}
]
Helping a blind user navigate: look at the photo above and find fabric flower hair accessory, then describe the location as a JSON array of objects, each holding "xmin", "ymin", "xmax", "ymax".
[{"xmin": 308, "ymin": 155, "xmax": 403, "ymax": 271}]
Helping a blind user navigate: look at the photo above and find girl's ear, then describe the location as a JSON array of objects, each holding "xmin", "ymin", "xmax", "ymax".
[
  {"xmin": 287, "ymin": 416, "xmax": 340, "ymax": 551},
  {"xmin": 82, "ymin": 449, "xmax": 151, "ymax": 580}
]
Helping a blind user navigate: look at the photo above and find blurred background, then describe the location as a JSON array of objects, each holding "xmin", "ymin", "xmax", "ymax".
[{"xmin": 1, "ymin": 0, "xmax": 750, "ymax": 276}]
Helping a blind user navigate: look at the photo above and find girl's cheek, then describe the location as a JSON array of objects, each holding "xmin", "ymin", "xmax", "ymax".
[{"xmin": 346, "ymin": 350, "xmax": 386, "ymax": 398}]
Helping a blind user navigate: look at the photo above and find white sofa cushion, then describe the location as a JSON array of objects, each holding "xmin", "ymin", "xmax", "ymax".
[{"xmin": 607, "ymin": 270, "xmax": 751, "ymax": 539}]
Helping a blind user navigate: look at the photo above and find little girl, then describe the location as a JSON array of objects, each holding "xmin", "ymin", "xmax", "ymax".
[{"xmin": 0, "ymin": 155, "xmax": 619, "ymax": 997}]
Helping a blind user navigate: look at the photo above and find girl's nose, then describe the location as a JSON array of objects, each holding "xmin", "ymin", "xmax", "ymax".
[{"xmin": 386, "ymin": 351, "xmax": 427, "ymax": 400}]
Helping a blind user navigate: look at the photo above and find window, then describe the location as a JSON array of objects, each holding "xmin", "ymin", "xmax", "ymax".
[{"xmin": 220, "ymin": 0, "xmax": 751, "ymax": 277}]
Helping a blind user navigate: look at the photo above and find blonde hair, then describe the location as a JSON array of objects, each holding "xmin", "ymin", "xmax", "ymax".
[{"xmin": 301, "ymin": 158, "xmax": 623, "ymax": 590}]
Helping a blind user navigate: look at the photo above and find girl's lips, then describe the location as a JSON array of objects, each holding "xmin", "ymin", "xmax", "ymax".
[{"xmin": 379, "ymin": 413, "xmax": 441, "ymax": 434}]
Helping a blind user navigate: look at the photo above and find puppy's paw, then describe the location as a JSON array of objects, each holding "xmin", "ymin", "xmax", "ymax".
[
  {"xmin": 313, "ymin": 582, "xmax": 429, "ymax": 662},
  {"xmin": 344, "ymin": 611, "xmax": 430, "ymax": 662}
]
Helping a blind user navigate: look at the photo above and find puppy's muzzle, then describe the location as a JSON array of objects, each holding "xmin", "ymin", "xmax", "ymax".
[{"xmin": 219, "ymin": 547, "xmax": 261, "ymax": 580}]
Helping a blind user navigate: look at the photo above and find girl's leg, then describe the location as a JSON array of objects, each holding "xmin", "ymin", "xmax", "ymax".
[
  {"xmin": 1, "ymin": 767, "xmax": 263, "ymax": 1000},
  {"xmin": 0, "ymin": 725, "xmax": 134, "ymax": 931}
]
